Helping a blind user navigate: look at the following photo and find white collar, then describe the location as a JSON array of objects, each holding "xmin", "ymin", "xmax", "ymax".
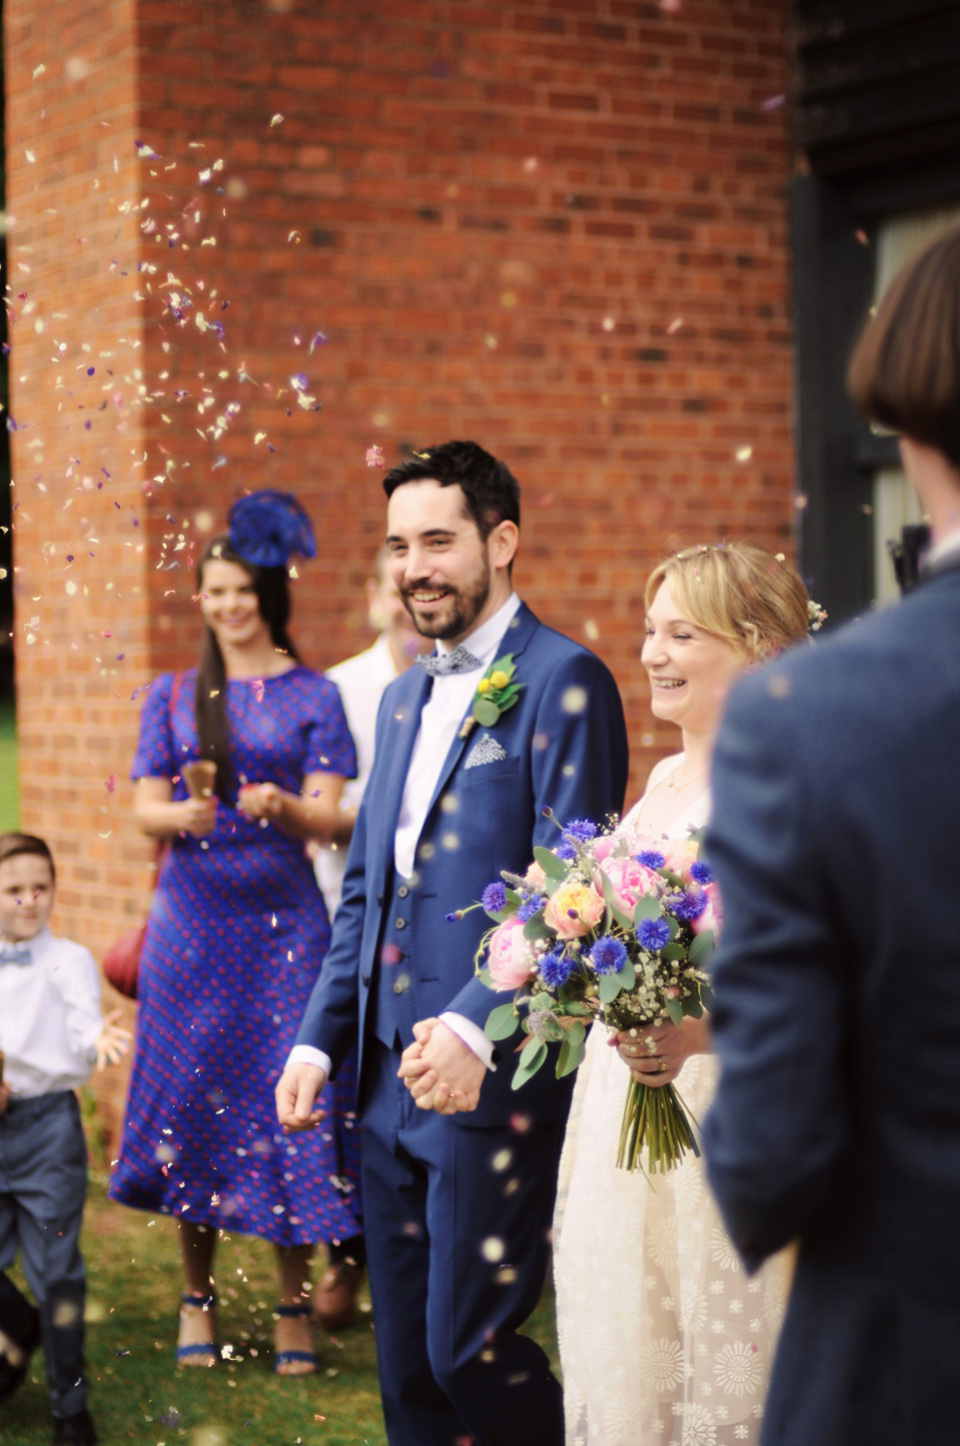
[{"xmin": 436, "ymin": 592, "xmax": 521, "ymax": 666}]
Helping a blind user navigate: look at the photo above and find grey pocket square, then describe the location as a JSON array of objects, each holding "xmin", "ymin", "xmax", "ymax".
[{"xmin": 464, "ymin": 732, "xmax": 508, "ymax": 769}]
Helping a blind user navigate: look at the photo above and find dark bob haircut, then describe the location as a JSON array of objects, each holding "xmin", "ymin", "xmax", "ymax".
[
  {"xmin": 848, "ymin": 224, "xmax": 960, "ymax": 468},
  {"xmin": 382, "ymin": 440, "xmax": 520, "ymax": 538},
  {"xmin": 0, "ymin": 832, "xmax": 56, "ymax": 881}
]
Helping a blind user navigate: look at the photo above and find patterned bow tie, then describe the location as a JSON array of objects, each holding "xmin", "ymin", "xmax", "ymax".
[
  {"xmin": 0, "ymin": 943, "xmax": 32, "ymax": 966},
  {"xmin": 415, "ymin": 645, "xmax": 483, "ymax": 676}
]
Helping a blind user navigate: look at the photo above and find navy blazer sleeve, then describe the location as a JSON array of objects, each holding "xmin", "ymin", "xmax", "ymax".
[
  {"xmin": 446, "ymin": 647, "xmax": 628, "ymax": 1027},
  {"xmin": 293, "ymin": 695, "xmax": 388, "ymax": 1072},
  {"xmin": 703, "ymin": 665, "xmax": 853, "ymax": 1271}
]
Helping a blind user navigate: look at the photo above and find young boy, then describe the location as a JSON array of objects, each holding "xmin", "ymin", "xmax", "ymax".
[{"xmin": 0, "ymin": 832, "xmax": 130, "ymax": 1446}]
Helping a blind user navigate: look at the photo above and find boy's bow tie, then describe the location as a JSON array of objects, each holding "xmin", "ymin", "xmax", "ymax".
[{"xmin": 0, "ymin": 943, "xmax": 32, "ymax": 965}]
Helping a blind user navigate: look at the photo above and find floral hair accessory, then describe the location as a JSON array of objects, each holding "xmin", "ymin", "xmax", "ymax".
[
  {"xmin": 228, "ymin": 490, "xmax": 316, "ymax": 569},
  {"xmin": 807, "ymin": 598, "xmax": 827, "ymax": 632},
  {"xmin": 459, "ymin": 654, "xmax": 523, "ymax": 739}
]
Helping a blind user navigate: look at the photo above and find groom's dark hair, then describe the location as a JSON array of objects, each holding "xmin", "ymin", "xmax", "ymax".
[{"xmin": 383, "ymin": 440, "xmax": 521, "ymax": 539}]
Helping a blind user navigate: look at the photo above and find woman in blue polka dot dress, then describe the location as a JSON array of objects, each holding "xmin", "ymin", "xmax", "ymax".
[{"xmin": 109, "ymin": 493, "xmax": 361, "ymax": 1376}]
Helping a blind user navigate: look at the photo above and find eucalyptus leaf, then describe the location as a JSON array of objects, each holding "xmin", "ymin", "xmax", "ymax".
[
  {"xmin": 689, "ymin": 929, "xmax": 715, "ymax": 964},
  {"xmin": 485, "ymin": 1002, "xmax": 520, "ymax": 1041},
  {"xmin": 556, "ymin": 1026, "xmax": 586, "ymax": 1078},
  {"xmin": 473, "ymin": 698, "xmax": 501, "ymax": 728},
  {"xmin": 700, "ymin": 981, "xmax": 715, "ymax": 1013},
  {"xmin": 660, "ymin": 943, "xmax": 685, "ymax": 961},
  {"xmin": 512, "ymin": 1038, "xmax": 548, "ymax": 1088},
  {"xmin": 664, "ymin": 996, "xmax": 683, "ymax": 1027},
  {"xmin": 634, "ymin": 896, "xmax": 661, "ymax": 924},
  {"xmin": 522, "ymin": 913, "xmax": 551, "ymax": 942},
  {"xmin": 614, "ymin": 955, "xmax": 635, "ymax": 991},
  {"xmin": 598, "ymin": 971, "xmax": 623, "ymax": 1004},
  {"xmin": 533, "ymin": 846, "xmax": 568, "ymax": 881}
]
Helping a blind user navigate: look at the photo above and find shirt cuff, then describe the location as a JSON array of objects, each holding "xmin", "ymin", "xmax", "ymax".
[
  {"xmin": 439, "ymin": 1011, "xmax": 496, "ymax": 1071},
  {"xmin": 288, "ymin": 1043, "xmax": 333, "ymax": 1076}
]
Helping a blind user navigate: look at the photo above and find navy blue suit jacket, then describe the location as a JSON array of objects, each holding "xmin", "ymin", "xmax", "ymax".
[
  {"xmin": 297, "ymin": 601, "xmax": 629, "ymax": 1128},
  {"xmin": 704, "ymin": 567, "xmax": 960, "ymax": 1446}
]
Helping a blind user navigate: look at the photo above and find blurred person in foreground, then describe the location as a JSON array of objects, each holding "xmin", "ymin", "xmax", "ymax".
[
  {"xmin": 704, "ymin": 223, "xmax": 960, "ymax": 1445},
  {"xmin": 0, "ymin": 832, "xmax": 130, "ymax": 1446},
  {"xmin": 310, "ymin": 549, "xmax": 425, "ymax": 1329},
  {"xmin": 109, "ymin": 492, "xmax": 358, "ymax": 1376}
]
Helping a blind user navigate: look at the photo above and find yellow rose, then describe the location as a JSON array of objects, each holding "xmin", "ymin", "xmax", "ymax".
[
  {"xmin": 477, "ymin": 678, "xmax": 492, "ymax": 695},
  {"xmin": 543, "ymin": 882, "xmax": 605, "ymax": 939},
  {"xmin": 490, "ymin": 670, "xmax": 509, "ymax": 690}
]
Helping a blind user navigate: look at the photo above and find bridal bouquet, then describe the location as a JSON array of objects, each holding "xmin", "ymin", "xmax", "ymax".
[{"xmin": 456, "ymin": 810, "xmax": 717, "ymax": 1173}]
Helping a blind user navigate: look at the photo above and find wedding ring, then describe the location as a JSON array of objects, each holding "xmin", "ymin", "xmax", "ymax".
[{"xmin": 658, "ymin": 1057, "xmax": 667, "ymax": 1073}]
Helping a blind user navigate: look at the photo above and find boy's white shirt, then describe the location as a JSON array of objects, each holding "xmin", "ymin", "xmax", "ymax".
[{"xmin": 0, "ymin": 926, "xmax": 102, "ymax": 1096}]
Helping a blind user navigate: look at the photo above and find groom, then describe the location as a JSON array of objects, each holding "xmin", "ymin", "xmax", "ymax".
[{"xmin": 277, "ymin": 441, "xmax": 628, "ymax": 1446}]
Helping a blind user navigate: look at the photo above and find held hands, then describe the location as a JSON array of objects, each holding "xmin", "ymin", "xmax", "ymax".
[
  {"xmin": 95, "ymin": 1010, "xmax": 133, "ymax": 1070},
  {"xmin": 179, "ymin": 796, "xmax": 218, "ymax": 837},
  {"xmin": 612, "ymin": 1015, "xmax": 711, "ymax": 1088},
  {"xmin": 237, "ymin": 783, "xmax": 286, "ymax": 823},
  {"xmin": 275, "ymin": 1061, "xmax": 328, "ymax": 1132},
  {"xmin": 398, "ymin": 1018, "xmax": 486, "ymax": 1115},
  {"xmin": 0, "ymin": 1083, "xmax": 9, "ymax": 1115}
]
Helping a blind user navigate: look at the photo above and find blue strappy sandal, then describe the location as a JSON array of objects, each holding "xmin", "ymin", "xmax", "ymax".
[
  {"xmin": 176, "ymin": 1292, "xmax": 219, "ymax": 1368},
  {"xmin": 273, "ymin": 1301, "xmax": 319, "ymax": 1376}
]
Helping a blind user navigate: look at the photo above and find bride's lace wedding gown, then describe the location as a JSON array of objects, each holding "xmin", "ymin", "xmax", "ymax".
[{"xmin": 554, "ymin": 758, "xmax": 790, "ymax": 1446}]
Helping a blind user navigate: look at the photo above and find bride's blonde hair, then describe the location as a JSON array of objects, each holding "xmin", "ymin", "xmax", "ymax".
[{"xmin": 644, "ymin": 543, "xmax": 811, "ymax": 662}]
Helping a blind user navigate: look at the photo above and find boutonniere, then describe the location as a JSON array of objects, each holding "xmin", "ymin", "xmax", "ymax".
[{"xmin": 458, "ymin": 654, "xmax": 523, "ymax": 739}]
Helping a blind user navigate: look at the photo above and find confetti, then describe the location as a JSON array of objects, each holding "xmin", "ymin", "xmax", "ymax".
[
  {"xmin": 105, "ymin": 774, "xmax": 117, "ymax": 793},
  {"xmin": 365, "ymin": 444, "xmax": 385, "ymax": 468},
  {"xmin": 734, "ymin": 445, "xmax": 753, "ymax": 463},
  {"xmin": 270, "ymin": 113, "xmax": 284, "ymax": 126}
]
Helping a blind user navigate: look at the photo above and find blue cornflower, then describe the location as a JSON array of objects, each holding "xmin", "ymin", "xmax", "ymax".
[
  {"xmin": 539, "ymin": 950, "xmax": 576, "ymax": 990},
  {"xmin": 481, "ymin": 881, "xmax": 508, "ymax": 913},
  {"xmin": 671, "ymin": 886, "xmax": 707, "ymax": 921},
  {"xmin": 555, "ymin": 842, "xmax": 577, "ymax": 861},
  {"xmin": 517, "ymin": 893, "xmax": 545, "ymax": 922},
  {"xmin": 563, "ymin": 819, "xmax": 598, "ymax": 844},
  {"xmin": 637, "ymin": 849, "xmax": 665, "ymax": 869},
  {"xmin": 690, "ymin": 860, "xmax": 714, "ymax": 885},
  {"xmin": 588, "ymin": 937, "xmax": 628, "ymax": 976},
  {"xmin": 639, "ymin": 917, "xmax": 671, "ymax": 952}
]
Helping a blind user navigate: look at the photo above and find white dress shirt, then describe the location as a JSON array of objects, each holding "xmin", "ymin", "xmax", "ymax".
[
  {"xmin": 290, "ymin": 593, "xmax": 521, "ymax": 1079},
  {"xmin": 316, "ymin": 631, "xmax": 401, "ymax": 919},
  {"xmin": 0, "ymin": 926, "xmax": 102, "ymax": 1097}
]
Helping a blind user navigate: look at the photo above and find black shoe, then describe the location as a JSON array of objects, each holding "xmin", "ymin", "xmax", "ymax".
[
  {"xmin": 0, "ymin": 1305, "xmax": 41, "ymax": 1404},
  {"xmin": 52, "ymin": 1408, "xmax": 98, "ymax": 1446}
]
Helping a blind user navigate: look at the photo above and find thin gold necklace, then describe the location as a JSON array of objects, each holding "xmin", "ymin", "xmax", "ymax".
[{"xmin": 665, "ymin": 763, "xmax": 708, "ymax": 793}]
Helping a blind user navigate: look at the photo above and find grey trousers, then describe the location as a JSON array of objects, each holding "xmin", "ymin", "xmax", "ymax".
[{"xmin": 0, "ymin": 1090, "xmax": 88, "ymax": 1418}]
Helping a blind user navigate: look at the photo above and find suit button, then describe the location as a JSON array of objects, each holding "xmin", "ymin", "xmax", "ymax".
[
  {"xmin": 395, "ymin": 917, "xmax": 407, "ymax": 930},
  {"xmin": 376, "ymin": 892, "xmax": 383, "ymax": 906},
  {"xmin": 397, "ymin": 884, "xmax": 409, "ymax": 898},
  {"xmin": 361, "ymin": 971, "xmax": 370, "ymax": 986}
]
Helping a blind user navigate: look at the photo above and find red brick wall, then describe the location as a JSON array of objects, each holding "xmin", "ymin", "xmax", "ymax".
[{"xmin": 5, "ymin": 0, "xmax": 793, "ymax": 1137}]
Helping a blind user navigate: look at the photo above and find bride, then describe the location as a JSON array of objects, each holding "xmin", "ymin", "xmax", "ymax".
[{"xmin": 554, "ymin": 542, "xmax": 812, "ymax": 1446}]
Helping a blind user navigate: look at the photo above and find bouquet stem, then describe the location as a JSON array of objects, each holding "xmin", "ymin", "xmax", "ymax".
[{"xmin": 616, "ymin": 1079, "xmax": 701, "ymax": 1173}]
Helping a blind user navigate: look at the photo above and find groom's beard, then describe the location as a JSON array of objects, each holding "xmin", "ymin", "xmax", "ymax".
[{"xmin": 401, "ymin": 557, "xmax": 491, "ymax": 641}]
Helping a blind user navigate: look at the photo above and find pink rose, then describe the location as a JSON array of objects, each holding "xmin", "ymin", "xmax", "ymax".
[
  {"xmin": 592, "ymin": 835, "xmax": 616, "ymax": 862},
  {"xmin": 596, "ymin": 856, "xmax": 662, "ymax": 915},
  {"xmin": 487, "ymin": 917, "xmax": 537, "ymax": 989},
  {"xmin": 543, "ymin": 882, "xmax": 605, "ymax": 939},
  {"xmin": 692, "ymin": 880, "xmax": 723, "ymax": 936}
]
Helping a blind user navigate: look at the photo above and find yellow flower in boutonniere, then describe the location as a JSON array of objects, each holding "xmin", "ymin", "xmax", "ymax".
[{"xmin": 458, "ymin": 654, "xmax": 523, "ymax": 739}]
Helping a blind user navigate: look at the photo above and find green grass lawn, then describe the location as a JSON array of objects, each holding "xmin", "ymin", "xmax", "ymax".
[
  {"xmin": 0, "ymin": 700, "xmax": 18, "ymax": 830},
  {"xmin": 5, "ymin": 1165, "xmax": 560, "ymax": 1445}
]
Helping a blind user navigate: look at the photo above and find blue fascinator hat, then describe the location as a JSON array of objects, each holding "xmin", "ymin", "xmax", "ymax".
[{"xmin": 227, "ymin": 490, "xmax": 317, "ymax": 569}]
